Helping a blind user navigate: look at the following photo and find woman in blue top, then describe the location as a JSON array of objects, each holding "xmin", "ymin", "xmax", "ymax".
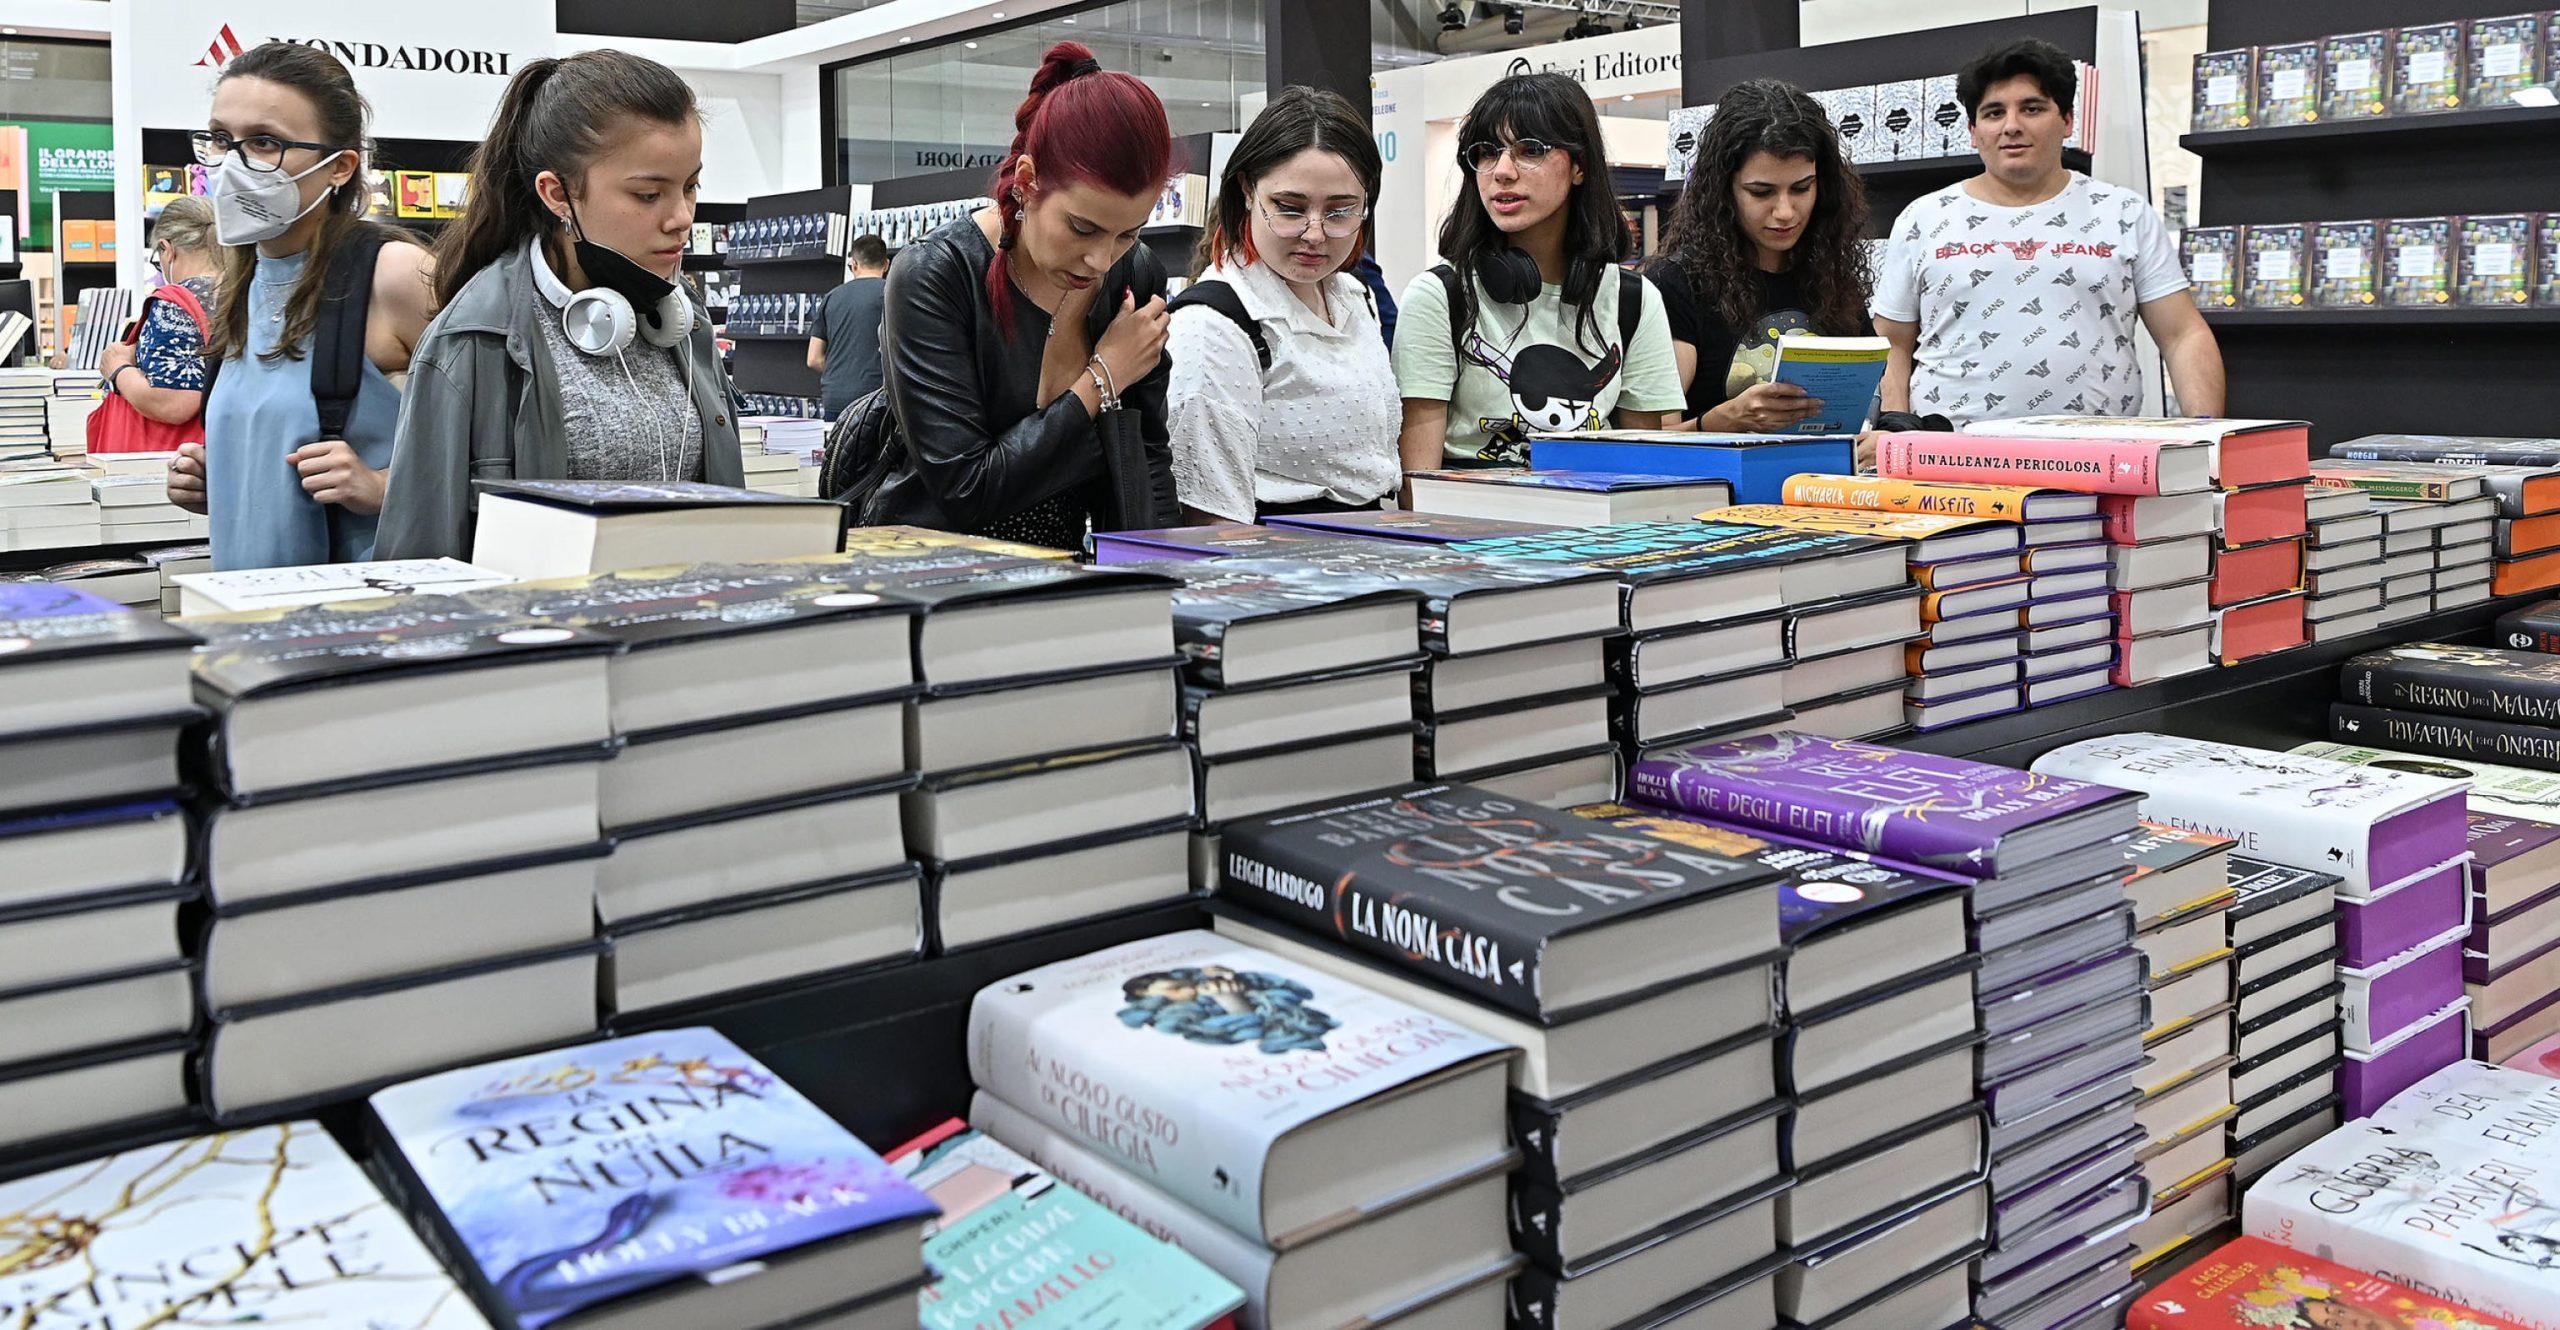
[
  {"xmin": 97, "ymin": 196, "xmax": 219, "ymax": 435},
  {"xmin": 167, "ymin": 41, "xmax": 436, "ymax": 570}
]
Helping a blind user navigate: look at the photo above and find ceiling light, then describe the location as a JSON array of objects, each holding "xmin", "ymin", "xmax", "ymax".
[
  {"xmin": 1062, "ymin": 14, "xmax": 1076, "ymax": 21},
  {"xmin": 898, "ymin": 35, "xmax": 911, "ymax": 42},
  {"xmin": 1502, "ymin": 6, "xmax": 1525, "ymax": 36},
  {"xmin": 991, "ymin": 10, "xmax": 1004, "ymax": 16},
  {"xmin": 1565, "ymin": 13, "xmax": 1610, "ymax": 40},
  {"xmin": 1437, "ymin": 2, "xmax": 1467, "ymax": 30},
  {"xmin": 1620, "ymin": 94, "xmax": 1634, "ymax": 102},
  {"xmin": 1623, "ymin": 15, "xmax": 1644, "ymax": 30},
  {"xmin": 965, "ymin": 41, "xmax": 979, "ymax": 49}
]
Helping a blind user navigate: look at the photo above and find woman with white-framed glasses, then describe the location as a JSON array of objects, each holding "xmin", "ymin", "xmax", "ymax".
[{"xmin": 1163, "ymin": 86, "xmax": 1400, "ymax": 523}]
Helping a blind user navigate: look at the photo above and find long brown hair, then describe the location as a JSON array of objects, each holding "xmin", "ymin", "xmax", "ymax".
[
  {"xmin": 205, "ymin": 42, "xmax": 420, "ymax": 365},
  {"xmin": 1661, "ymin": 79, "xmax": 1872, "ymax": 340},
  {"xmin": 434, "ymin": 50, "xmax": 698, "ymax": 309},
  {"xmin": 1194, "ymin": 86, "xmax": 1380, "ymax": 279}
]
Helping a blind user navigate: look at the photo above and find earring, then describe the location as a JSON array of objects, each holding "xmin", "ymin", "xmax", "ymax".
[{"xmin": 1013, "ymin": 208, "xmax": 1025, "ymax": 222}]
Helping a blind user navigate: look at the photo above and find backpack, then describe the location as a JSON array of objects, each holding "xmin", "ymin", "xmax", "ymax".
[
  {"xmin": 1429, "ymin": 262, "xmax": 1643, "ymax": 386},
  {"xmin": 199, "ymin": 224, "xmax": 390, "ymax": 438},
  {"xmin": 1166, "ymin": 280, "xmax": 1270, "ymax": 371}
]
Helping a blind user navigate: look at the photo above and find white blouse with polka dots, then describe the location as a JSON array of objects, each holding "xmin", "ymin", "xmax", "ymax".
[{"xmin": 1166, "ymin": 259, "xmax": 1402, "ymax": 523}]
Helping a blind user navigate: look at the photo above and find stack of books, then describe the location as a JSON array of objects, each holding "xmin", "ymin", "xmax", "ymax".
[
  {"xmin": 139, "ymin": 542, "xmax": 210, "ymax": 616},
  {"xmin": 1090, "ymin": 523, "xmax": 1624, "ymax": 806},
  {"xmin": 2222, "ymin": 854, "xmax": 2345, "ymax": 1189},
  {"xmin": 737, "ymin": 441, "xmax": 804, "ymax": 495},
  {"xmin": 2120, "ymin": 825, "xmax": 2243, "ymax": 1270},
  {"xmin": 43, "ymin": 370, "xmax": 99, "ymax": 458},
  {"xmin": 820, "ymin": 530, "xmax": 1196, "ymax": 955},
  {"xmin": 90, "ymin": 472, "xmax": 202, "ymax": 546},
  {"xmin": 1137, "ymin": 557, "xmax": 1425, "ymax": 886},
  {"xmin": 0, "ymin": 366, "xmax": 47, "ymax": 453},
  {"xmin": 2326, "ymin": 433, "xmax": 2560, "ymax": 597},
  {"xmin": 1450, "ymin": 519, "xmax": 1913, "ymax": 747},
  {"xmin": 1623, "ymin": 731, "xmax": 2153, "ymax": 1330},
  {"xmin": 465, "ymin": 478, "xmax": 847, "ymax": 582},
  {"xmin": 368, "ymin": 1028, "xmax": 943, "ymax": 1327},
  {"xmin": 1578, "ymin": 798, "xmax": 1986, "ymax": 1330},
  {"xmin": 0, "ymin": 583, "xmax": 197, "ymax": 1162},
  {"xmin": 1215, "ymin": 786, "xmax": 1796, "ymax": 1328},
  {"xmin": 2302, "ymin": 482, "xmax": 2387, "ymax": 640},
  {"xmin": 1400, "ymin": 467, "xmax": 1734, "ymax": 525},
  {"xmin": 963, "ymin": 929, "xmax": 1523, "ymax": 1326},
  {"xmin": 2310, "ymin": 459, "xmax": 2499, "ymax": 618},
  {"xmin": 2460, "ymin": 812, "xmax": 2560, "ymax": 1064},
  {"xmin": 2032, "ymin": 734, "xmax": 2472, "ymax": 1121},
  {"xmin": 0, "ymin": 462, "xmax": 102, "ymax": 552},
  {"xmin": 456, "ymin": 561, "xmax": 930, "ymax": 1013},
  {"xmin": 1776, "ymin": 473, "xmax": 2125, "ymax": 722},
  {"xmin": 39, "ymin": 556, "xmax": 158, "ymax": 609},
  {"xmin": 184, "ymin": 597, "xmax": 618, "ymax": 1122}
]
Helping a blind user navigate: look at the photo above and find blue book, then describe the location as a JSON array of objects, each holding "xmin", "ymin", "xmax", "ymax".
[
  {"xmin": 1769, "ymin": 334, "xmax": 1892, "ymax": 436},
  {"xmin": 1527, "ymin": 434, "xmax": 1858, "ymax": 504},
  {"xmin": 368, "ymin": 1027, "xmax": 940, "ymax": 1330}
]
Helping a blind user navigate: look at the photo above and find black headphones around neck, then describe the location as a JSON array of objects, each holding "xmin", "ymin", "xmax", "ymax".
[{"xmin": 1477, "ymin": 246, "xmax": 1544, "ymax": 306}]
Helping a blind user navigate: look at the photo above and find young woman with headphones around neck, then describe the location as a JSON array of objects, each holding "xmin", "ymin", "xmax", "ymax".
[
  {"xmin": 167, "ymin": 42, "xmax": 436, "ymax": 571},
  {"xmin": 373, "ymin": 49, "xmax": 742, "ymax": 562},
  {"xmin": 1391, "ymin": 71, "xmax": 1682, "ymax": 471}
]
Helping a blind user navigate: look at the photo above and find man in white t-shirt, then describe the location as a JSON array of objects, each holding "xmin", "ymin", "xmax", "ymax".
[{"xmin": 1871, "ymin": 39, "xmax": 2224, "ymax": 426}]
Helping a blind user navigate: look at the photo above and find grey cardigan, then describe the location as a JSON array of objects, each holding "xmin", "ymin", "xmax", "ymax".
[{"xmin": 374, "ymin": 243, "xmax": 743, "ymax": 561}]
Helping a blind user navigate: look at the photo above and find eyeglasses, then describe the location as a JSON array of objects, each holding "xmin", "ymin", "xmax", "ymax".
[
  {"xmin": 1258, "ymin": 198, "xmax": 1370, "ymax": 240},
  {"xmin": 1464, "ymin": 138, "xmax": 1566, "ymax": 172},
  {"xmin": 190, "ymin": 129, "xmax": 341, "ymax": 173}
]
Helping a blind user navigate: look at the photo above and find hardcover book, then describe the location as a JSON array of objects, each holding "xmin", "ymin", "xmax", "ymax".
[
  {"xmin": 1524, "ymin": 432, "xmax": 1857, "ymax": 506},
  {"xmin": 1401, "ymin": 468, "xmax": 1735, "ymax": 526},
  {"xmin": 1259, "ymin": 509, "xmax": 1559, "ymax": 545},
  {"xmin": 2460, "ymin": 213, "xmax": 2536, "ymax": 307},
  {"xmin": 1216, "ymin": 783, "xmax": 1780, "ymax": 1020},
  {"xmin": 1780, "ymin": 472, "xmax": 2096, "ymax": 522},
  {"xmin": 1450, "ymin": 519, "xmax": 1880, "ymax": 630},
  {"xmin": 469, "ymin": 481, "xmax": 846, "ymax": 582},
  {"xmin": 2468, "ymin": 13, "xmax": 2544, "ymax": 105},
  {"xmin": 2340, "ymin": 642, "xmax": 2560, "ymax": 724},
  {"xmin": 1085, "ymin": 523, "xmax": 1349, "ymax": 564},
  {"xmin": 2499, "ymin": 598, "xmax": 2560, "ymax": 652},
  {"xmin": 2386, "ymin": 217, "xmax": 2458, "ymax": 306},
  {"xmin": 2293, "ymin": 739, "xmax": 2560, "ymax": 821},
  {"xmin": 2332, "ymin": 435, "xmax": 2560, "ymax": 471},
  {"xmin": 2321, "ymin": 30, "xmax": 2391, "ymax": 120},
  {"xmin": 2032, "ymin": 734, "xmax": 2468, "ymax": 897},
  {"xmin": 2312, "ymin": 459, "xmax": 2490, "ymax": 503},
  {"xmin": 1121, "ymin": 558, "xmax": 1422, "ymax": 687},
  {"xmin": 1966, "ymin": 416, "xmax": 2314, "ymax": 489},
  {"xmin": 2184, "ymin": 225, "xmax": 2241, "ymax": 307},
  {"xmin": 2255, "ymin": 42, "xmax": 2321, "ymax": 127},
  {"xmin": 1877, "ymin": 432, "xmax": 2215, "ymax": 496},
  {"xmin": 1693, "ymin": 502, "xmax": 2014, "ymax": 564},
  {"xmin": 2242, "ymin": 222, "xmax": 2308, "ymax": 308},
  {"xmin": 963, "ymin": 930, "xmax": 1511, "ymax": 1247},
  {"xmin": 1627, "ymin": 730, "xmax": 2141, "ymax": 878},
  {"xmin": 0, "ymin": 578, "xmax": 194, "ymax": 662},
  {"xmin": 2394, "ymin": 22, "xmax": 2468, "ymax": 113},
  {"xmin": 0, "ymin": 1120, "xmax": 492, "ymax": 1328},
  {"xmin": 2332, "ymin": 702, "xmax": 2560, "ymax": 773},
  {"xmin": 2313, "ymin": 220, "xmax": 2380, "ymax": 307},
  {"xmin": 2192, "ymin": 49, "xmax": 2255, "ymax": 131},
  {"xmin": 1164, "ymin": 539, "xmax": 1615, "ymax": 655},
  {"xmin": 887, "ymin": 1119, "xmax": 1246, "ymax": 1330},
  {"xmin": 2128, "ymin": 1234, "xmax": 2532, "ymax": 1329},
  {"xmin": 367, "ymin": 1027, "xmax": 938, "ymax": 1330}
]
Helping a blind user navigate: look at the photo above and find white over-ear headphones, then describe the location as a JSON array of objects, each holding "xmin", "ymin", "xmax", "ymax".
[{"xmin": 529, "ymin": 233, "xmax": 694, "ymax": 357}]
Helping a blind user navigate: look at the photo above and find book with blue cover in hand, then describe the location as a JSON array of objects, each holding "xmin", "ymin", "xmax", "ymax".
[
  {"xmin": 366, "ymin": 1026, "xmax": 940, "ymax": 1330},
  {"xmin": 1770, "ymin": 333, "xmax": 1890, "ymax": 436}
]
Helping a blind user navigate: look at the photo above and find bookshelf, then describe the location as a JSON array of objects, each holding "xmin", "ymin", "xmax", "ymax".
[
  {"xmin": 2190, "ymin": 0, "xmax": 2560, "ymax": 446},
  {"xmin": 725, "ymin": 184, "xmax": 853, "ymax": 414}
]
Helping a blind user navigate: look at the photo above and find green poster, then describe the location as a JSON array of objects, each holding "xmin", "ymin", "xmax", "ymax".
[{"xmin": 16, "ymin": 120, "xmax": 114, "ymax": 249}]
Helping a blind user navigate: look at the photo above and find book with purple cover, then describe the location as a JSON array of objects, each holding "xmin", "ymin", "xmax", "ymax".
[
  {"xmin": 1625, "ymin": 730, "xmax": 2142, "ymax": 878},
  {"xmin": 1087, "ymin": 523, "xmax": 1361, "ymax": 564},
  {"xmin": 1260, "ymin": 509, "xmax": 1560, "ymax": 544},
  {"xmin": 0, "ymin": 578, "xmax": 197, "ymax": 664}
]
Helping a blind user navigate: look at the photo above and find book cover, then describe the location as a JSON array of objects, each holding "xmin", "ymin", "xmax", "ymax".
[
  {"xmin": 2243, "ymin": 1118, "xmax": 2559, "ymax": 1329},
  {"xmin": 1404, "ymin": 468, "xmax": 1726, "ymax": 497},
  {"xmin": 2313, "ymin": 219, "xmax": 2381, "ymax": 307},
  {"xmin": 2460, "ymin": 214, "xmax": 2535, "ymax": 307},
  {"xmin": 2033, "ymin": 734, "xmax": 2468, "ymax": 896},
  {"xmin": 1215, "ymin": 784, "xmax": 1777, "ymax": 1020},
  {"xmin": 2125, "ymin": 819, "xmax": 2239, "ymax": 892},
  {"xmin": 2387, "ymin": 217, "xmax": 2458, "ymax": 306},
  {"xmin": 2335, "ymin": 436, "xmax": 2560, "ymax": 470},
  {"xmin": 1164, "ymin": 540, "xmax": 1610, "ymax": 652},
  {"xmin": 1878, "ymin": 80, "xmax": 1927, "ymax": 160},
  {"xmin": 0, "ymin": 579, "xmax": 194, "ymax": 663},
  {"xmin": 1664, "ymin": 104, "xmax": 1713, "ymax": 183},
  {"xmin": 963, "ymin": 930, "xmax": 1507, "ymax": 1245},
  {"xmin": 1626, "ymin": 730, "xmax": 2140, "ymax": 878},
  {"xmin": 2128, "ymin": 1234, "xmax": 2532, "ymax": 1329},
  {"xmin": 2322, "ymin": 31, "xmax": 2391, "ymax": 120},
  {"xmin": 2540, "ymin": 214, "xmax": 2559, "ymax": 307},
  {"xmin": 1926, "ymin": 75, "xmax": 1966, "ymax": 155},
  {"xmin": 1572, "ymin": 800, "xmax": 1971, "ymax": 947},
  {"xmin": 824, "ymin": 545, "xmax": 1172, "ymax": 617},
  {"xmin": 1260, "ymin": 509, "xmax": 1559, "ymax": 545},
  {"xmin": 2394, "ymin": 22, "xmax": 2468, "ymax": 113},
  {"xmin": 2498, "ymin": 599, "xmax": 2560, "ymax": 652},
  {"xmin": 368, "ymin": 1027, "xmax": 937, "ymax": 1330},
  {"xmin": 2293, "ymin": 739, "xmax": 2560, "ymax": 821},
  {"xmin": 1781, "ymin": 472, "xmax": 2087, "ymax": 523},
  {"xmin": 2340, "ymin": 642, "xmax": 2560, "ymax": 724},
  {"xmin": 0, "ymin": 1120, "xmax": 491, "ymax": 1328},
  {"xmin": 2184, "ymin": 226, "xmax": 2242, "ymax": 308},
  {"xmin": 1770, "ymin": 333, "xmax": 1889, "ymax": 434},
  {"xmin": 888, "ymin": 1120, "xmax": 1246, "ymax": 1330},
  {"xmin": 1878, "ymin": 431, "xmax": 2211, "ymax": 495},
  {"xmin": 2226, "ymin": 854, "xmax": 2341, "ymax": 927},
  {"xmin": 189, "ymin": 596, "xmax": 619, "ymax": 701},
  {"xmin": 2254, "ymin": 42, "xmax": 2321, "ymax": 127},
  {"xmin": 2243, "ymin": 223, "xmax": 2309, "ymax": 308},
  {"xmin": 456, "ymin": 563, "xmax": 915, "ymax": 654},
  {"xmin": 1523, "ymin": 434, "xmax": 1857, "ymax": 505},
  {"xmin": 1693, "ymin": 501, "xmax": 2005, "ymax": 551},
  {"xmin": 476, "ymin": 478, "xmax": 835, "ymax": 510},
  {"xmin": 2193, "ymin": 49, "xmax": 2255, "ymax": 130},
  {"xmin": 176, "ymin": 557, "xmax": 516, "ymax": 613},
  {"xmin": 2468, "ymin": 14, "xmax": 2544, "ymax": 106},
  {"xmin": 1115, "ymin": 559, "xmax": 1419, "ymax": 687},
  {"xmin": 2332, "ymin": 702, "xmax": 2560, "ymax": 773},
  {"xmin": 835, "ymin": 524, "xmax": 1071, "ymax": 562},
  {"xmin": 1451, "ymin": 519, "xmax": 1868, "ymax": 586}
]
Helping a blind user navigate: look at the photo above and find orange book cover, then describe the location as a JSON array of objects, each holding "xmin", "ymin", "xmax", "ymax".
[
  {"xmin": 395, "ymin": 171, "xmax": 436, "ymax": 218},
  {"xmin": 2215, "ymin": 592, "xmax": 2306, "ymax": 663},
  {"xmin": 2216, "ymin": 483, "xmax": 2308, "ymax": 547},
  {"xmin": 2127, "ymin": 1235, "xmax": 2530, "ymax": 1329},
  {"xmin": 2210, "ymin": 538, "xmax": 2304, "ymax": 608},
  {"xmin": 2494, "ymin": 549, "xmax": 2560, "ymax": 596},
  {"xmin": 1780, "ymin": 472, "xmax": 2060, "ymax": 522},
  {"xmin": 1707, "ymin": 501, "xmax": 1999, "ymax": 542},
  {"xmin": 2502, "ymin": 511, "xmax": 2560, "ymax": 558},
  {"xmin": 60, "ymin": 218, "xmax": 96, "ymax": 261},
  {"xmin": 95, "ymin": 219, "xmax": 116, "ymax": 260},
  {"xmin": 1920, "ymin": 574, "xmax": 2030, "ymax": 622}
]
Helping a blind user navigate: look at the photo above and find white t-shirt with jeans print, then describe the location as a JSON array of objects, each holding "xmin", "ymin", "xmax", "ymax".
[{"xmin": 1872, "ymin": 172, "xmax": 2189, "ymax": 425}]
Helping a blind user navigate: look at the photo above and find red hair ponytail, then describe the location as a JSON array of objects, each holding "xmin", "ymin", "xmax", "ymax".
[{"xmin": 986, "ymin": 41, "xmax": 1174, "ymax": 329}]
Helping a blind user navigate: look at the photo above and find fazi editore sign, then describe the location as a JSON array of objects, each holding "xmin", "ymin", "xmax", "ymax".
[{"xmin": 129, "ymin": 0, "xmax": 553, "ymax": 141}]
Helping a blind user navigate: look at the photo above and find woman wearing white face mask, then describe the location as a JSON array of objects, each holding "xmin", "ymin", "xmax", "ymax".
[{"xmin": 169, "ymin": 41, "xmax": 436, "ymax": 571}]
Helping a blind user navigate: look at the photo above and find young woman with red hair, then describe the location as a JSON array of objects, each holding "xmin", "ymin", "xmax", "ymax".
[
  {"xmin": 862, "ymin": 42, "xmax": 1177, "ymax": 544},
  {"xmin": 1164, "ymin": 86, "xmax": 1396, "ymax": 523}
]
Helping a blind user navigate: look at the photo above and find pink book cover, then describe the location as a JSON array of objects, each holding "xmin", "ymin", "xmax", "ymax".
[
  {"xmin": 2500, "ymin": 1027, "xmax": 2560, "ymax": 1078},
  {"xmin": 1877, "ymin": 431, "xmax": 2209, "ymax": 496}
]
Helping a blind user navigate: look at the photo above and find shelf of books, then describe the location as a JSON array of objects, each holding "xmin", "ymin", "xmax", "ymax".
[{"xmin": 10, "ymin": 414, "xmax": 2560, "ymax": 1327}]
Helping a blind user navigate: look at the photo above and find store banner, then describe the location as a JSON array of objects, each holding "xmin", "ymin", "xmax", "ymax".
[
  {"xmin": 126, "ymin": 0, "xmax": 553, "ymax": 141},
  {"xmin": 26, "ymin": 122, "xmax": 116, "ymax": 248}
]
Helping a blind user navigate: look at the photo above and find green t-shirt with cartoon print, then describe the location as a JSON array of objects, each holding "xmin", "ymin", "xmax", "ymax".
[{"xmin": 1392, "ymin": 265, "xmax": 1686, "ymax": 466}]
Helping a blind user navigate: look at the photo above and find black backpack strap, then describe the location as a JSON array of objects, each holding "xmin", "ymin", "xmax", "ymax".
[
  {"xmin": 1166, "ymin": 280, "xmax": 1270, "ymax": 371},
  {"xmin": 312, "ymin": 225, "xmax": 390, "ymax": 439},
  {"xmin": 1617, "ymin": 268, "xmax": 1643, "ymax": 349},
  {"xmin": 1432, "ymin": 262, "xmax": 1466, "ymax": 394}
]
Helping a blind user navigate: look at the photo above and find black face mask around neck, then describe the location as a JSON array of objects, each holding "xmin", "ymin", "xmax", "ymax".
[{"xmin": 565, "ymin": 201, "xmax": 680, "ymax": 336}]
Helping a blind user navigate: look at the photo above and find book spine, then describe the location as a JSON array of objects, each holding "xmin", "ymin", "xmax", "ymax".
[
  {"xmin": 1779, "ymin": 474, "xmax": 2030, "ymax": 523},
  {"xmin": 1505, "ymin": 1181, "xmax": 1571, "ymax": 1273},
  {"xmin": 2339, "ymin": 657, "xmax": 2560, "ymax": 724},
  {"xmin": 1215, "ymin": 831, "xmax": 1550, "ymax": 1019},
  {"xmin": 2330, "ymin": 703, "xmax": 2560, "ymax": 774},
  {"xmin": 2495, "ymin": 608, "xmax": 2560, "ymax": 654},
  {"xmin": 2098, "ymin": 494, "xmax": 2142, "ymax": 543},
  {"xmin": 1626, "ymin": 756, "xmax": 2001, "ymax": 875},
  {"xmin": 1879, "ymin": 432, "xmax": 2174, "ymax": 495},
  {"xmin": 2316, "ymin": 475, "xmax": 2446, "ymax": 501}
]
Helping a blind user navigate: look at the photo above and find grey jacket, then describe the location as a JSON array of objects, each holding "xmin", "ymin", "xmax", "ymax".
[{"xmin": 374, "ymin": 243, "xmax": 743, "ymax": 561}]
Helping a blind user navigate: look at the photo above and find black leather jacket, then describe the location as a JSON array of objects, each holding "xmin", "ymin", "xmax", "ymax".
[{"xmin": 867, "ymin": 216, "xmax": 1175, "ymax": 543}]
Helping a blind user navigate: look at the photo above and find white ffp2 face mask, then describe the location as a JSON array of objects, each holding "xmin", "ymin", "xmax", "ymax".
[{"xmin": 209, "ymin": 148, "xmax": 345, "ymax": 246}]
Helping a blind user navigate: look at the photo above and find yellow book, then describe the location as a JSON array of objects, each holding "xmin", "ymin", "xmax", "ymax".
[
  {"xmin": 1710, "ymin": 502, "xmax": 2020, "ymax": 564},
  {"xmin": 1780, "ymin": 472, "xmax": 2097, "ymax": 523},
  {"xmin": 832, "ymin": 525, "xmax": 1070, "ymax": 560}
]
